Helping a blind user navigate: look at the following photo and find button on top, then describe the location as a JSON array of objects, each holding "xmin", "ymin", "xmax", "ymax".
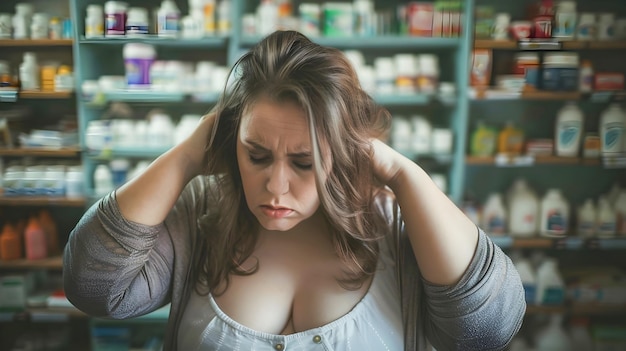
[
  {"xmin": 274, "ymin": 343, "xmax": 285, "ymax": 351},
  {"xmin": 312, "ymin": 335, "xmax": 322, "ymax": 343}
]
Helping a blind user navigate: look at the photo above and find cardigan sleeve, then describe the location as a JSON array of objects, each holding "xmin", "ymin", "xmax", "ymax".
[
  {"xmin": 63, "ymin": 176, "xmax": 208, "ymax": 319},
  {"xmin": 420, "ymin": 227, "xmax": 526, "ymax": 351}
]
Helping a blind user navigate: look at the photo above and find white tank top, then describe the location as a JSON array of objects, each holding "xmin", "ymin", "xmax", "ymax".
[{"xmin": 178, "ymin": 240, "xmax": 403, "ymax": 350}]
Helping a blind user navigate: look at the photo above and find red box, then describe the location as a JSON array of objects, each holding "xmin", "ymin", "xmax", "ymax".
[{"xmin": 594, "ymin": 73, "xmax": 625, "ymax": 91}]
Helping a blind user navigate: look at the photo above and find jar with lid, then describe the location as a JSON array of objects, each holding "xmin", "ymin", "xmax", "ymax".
[
  {"xmin": 85, "ymin": 5, "xmax": 104, "ymax": 38},
  {"xmin": 126, "ymin": 7, "xmax": 149, "ymax": 37},
  {"xmin": 542, "ymin": 52, "xmax": 579, "ymax": 91},
  {"xmin": 394, "ymin": 54, "xmax": 418, "ymax": 94},
  {"xmin": 105, "ymin": 1, "xmax": 127, "ymax": 37},
  {"xmin": 55, "ymin": 65, "xmax": 74, "ymax": 92},
  {"xmin": 416, "ymin": 54, "xmax": 439, "ymax": 94}
]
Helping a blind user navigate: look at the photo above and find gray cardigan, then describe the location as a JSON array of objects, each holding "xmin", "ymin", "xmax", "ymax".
[{"xmin": 63, "ymin": 176, "xmax": 525, "ymax": 351}]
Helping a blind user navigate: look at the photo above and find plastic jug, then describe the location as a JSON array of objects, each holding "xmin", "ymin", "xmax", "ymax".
[
  {"xmin": 555, "ymin": 102, "xmax": 583, "ymax": 157},
  {"xmin": 470, "ymin": 121, "xmax": 497, "ymax": 156},
  {"xmin": 39, "ymin": 210, "xmax": 59, "ymax": 256},
  {"xmin": 508, "ymin": 179, "xmax": 539, "ymax": 237},
  {"xmin": 599, "ymin": 103, "xmax": 626, "ymax": 154},
  {"xmin": 576, "ymin": 199, "xmax": 597, "ymax": 238},
  {"xmin": 513, "ymin": 256, "xmax": 537, "ymax": 305},
  {"xmin": 481, "ymin": 193, "xmax": 507, "ymax": 235},
  {"xmin": 596, "ymin": 196, "xmax": 616, "ymax": 238},
  {"xmin": 535, "ymin": 258, "xmax": 565, "ymax": 305},
  {"xmin": 0, "ymin": 223, "xmax": 23, "ymax": 261},
  {"xmin": 24, "ymin": 216, "xmax": 47, "ymax": 260},
  {"xmin": 540, "ymin": 189, "xmax": 570, "ymax": 237}
]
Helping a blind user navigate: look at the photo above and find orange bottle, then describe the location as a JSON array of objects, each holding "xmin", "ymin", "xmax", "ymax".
[
  {"xmin": 39, "ymin": 210, "xmax": 59, "ymax": 256},
  {"xmin": 24, "ymin": 216, "xmax": 48, "ymax": 260},
  {"xmin": 0, "ymin": 223, "xmax": 23, "ymax": 261},
  {"xmin": 498, "ymin": 122, "xmax": 525, "ymax": 155}
]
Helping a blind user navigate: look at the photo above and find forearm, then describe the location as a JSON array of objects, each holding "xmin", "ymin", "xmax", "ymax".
[
  {"xmin": 116, "ymin": 142, "xmax": 200, "ymax": 226},
  {"xmin": 388, "ymin": 158, "xmax": 478, "ymax": 285}
]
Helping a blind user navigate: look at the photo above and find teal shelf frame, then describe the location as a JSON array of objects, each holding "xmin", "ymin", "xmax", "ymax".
[{"xmin": 69, "ymin": 0, "xmax": 472, "ymax": 203}]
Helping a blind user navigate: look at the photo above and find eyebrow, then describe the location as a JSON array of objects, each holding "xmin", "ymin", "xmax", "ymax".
[{"xmin": 244, "ymin": 139, "xmax": 312, "ymax": 158}]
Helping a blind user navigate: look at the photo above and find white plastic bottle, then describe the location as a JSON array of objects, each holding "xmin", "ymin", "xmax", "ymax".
[
  {"xmin": 513, "ymin": 256, "xmax": 537, "ymax": 305},
  {"xmin": 481, "ymin": 193, "xmax": 507, "ymax": 235},
  {"xmin": 19, "ymin": 52, "xmax": 39, "ymax": 90},
  {"xmin": 85, "ymin": 5, "xmax": 104, "ymax": 38},
  {"xmin": 540, "ymin": 189, "xmax": 570, "ymax": 237},
  {"xmin": 535, "ymin": 314, "xmax": 572, "ymax": 350},
  {"xmin": 257, "ymin": 0, "xmax": 278, "ymax": 36},
  {"xmin": 217, "ymin": 0, "xmax": 231, "ymax": 36},
  {"xmin": 535, "ymin": 258, "xmax": 566, "ymax": 305},
  {"xmin": 553, "ymin": 1, "xmax": 577, "ymax": 40},
  {"xmin": 555, "ymin": 102, "xmax": 584, "ymax": 157},
  {"xmin": 577, "ymin": 199, "xmax": 597, "ymax": 238},
  {"xmin": 157, "ymin": 0, "xmax": 180, "ymax": 38},
  {"xmin": 599, "ymin": 103, "xmax": 626, "ymax": 154},
  {"xmin": 508, "ymin": 179, "xmax": 539, "ymax": 237},
  {"xmin": 615, "ymin": 190, "xmax": 626, "ymax": 236},
  {"xmin": 94, "ymin": 164, "xmax": 114, "ymax": 197},
  {"xmin": 596, "ymin": 196, "xmax": 616, "ymax": 238}
]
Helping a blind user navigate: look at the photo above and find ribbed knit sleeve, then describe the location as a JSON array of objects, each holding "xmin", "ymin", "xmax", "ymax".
[{"xmin": 421, "ymin": 228, "xmax": 526, "ymax": 351}]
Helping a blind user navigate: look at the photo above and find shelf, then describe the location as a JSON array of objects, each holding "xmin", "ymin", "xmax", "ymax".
[
  {"xmin": 87, "ymin": 146, "xmax": 170, "ymax": 159},
  {"xmin": 0, "ymin": 39, "xmax": 73, "ymax": 47},
  {"xmin": 489, "ymin": 236, "xmax": 626, "ymax": 250},
  {"xmin": 0, "ymin": 196, "xmax": 86, "ymax": 207},
  {"xmin": 240, "ymin": 35, "xmax": 461, "ymax": 49},
  {"xmin": 19, "ymin": 91, "xmax": 74, "ymax": 99},
  {"xmin": 466, "ymin": 155, "xmax": 602, "ymax": 167},
  {"xmin": 79, "ymin": 36, "xmax": 228, "ymax": 48},
  {"xmin": 470, "ymin": 89, "xmax": 582, "ymax": 101},
  {"xmin": 526, "ymin": 304, "xmax": 626, "ymax": 316},
  {"xmin": 474, "ymin": 39, "xmax": 626, "ymax": 50},
  {"xmin": 0, "ymin": 256, "xmax": 63, "ymax": 270},
  {"xmin": 0, "ymin": 147, "xmax": 81, "ymax": 157},
  {"xmin": 373, "ymin": 94, "xmax": 431, "ymax": 106}
]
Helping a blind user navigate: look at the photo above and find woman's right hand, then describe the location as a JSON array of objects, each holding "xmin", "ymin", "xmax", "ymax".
[{"xmin": 179, "ymin": 112, "xmax": 217, "ymax": 178}]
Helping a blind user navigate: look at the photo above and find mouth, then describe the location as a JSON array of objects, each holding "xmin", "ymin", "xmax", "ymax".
[{"xmin": 260, "ymin": 205, "xmax": 294, "ymax": 219}]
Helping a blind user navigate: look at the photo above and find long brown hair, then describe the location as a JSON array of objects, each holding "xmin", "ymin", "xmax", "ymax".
[{"xmin": 196, "ymin": 30, "xmax": 391, "ymax": 295}]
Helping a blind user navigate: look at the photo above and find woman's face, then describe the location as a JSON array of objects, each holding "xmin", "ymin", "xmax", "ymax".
[{"xmin": 236, "ymin": 98, "xmax": 321, "ymax": 232}]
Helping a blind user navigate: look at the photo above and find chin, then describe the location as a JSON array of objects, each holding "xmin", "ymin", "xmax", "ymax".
[{"xmin": 257, "ymin": 218, "xmax": 300, "ymax": 232}]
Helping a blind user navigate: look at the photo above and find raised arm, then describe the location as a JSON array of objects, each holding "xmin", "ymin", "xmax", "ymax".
[
  {"xmin": 63, "ymin": 114, "xmax": 215, "ymax": 319},
  {"xmin": 370, "ymin": 138, "xmax": 477, "ymax": 285}
]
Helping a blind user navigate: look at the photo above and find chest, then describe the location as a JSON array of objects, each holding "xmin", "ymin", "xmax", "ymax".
[{"xmin": 212, "ymin": 233, "xmax": 372, "ymax": 335}]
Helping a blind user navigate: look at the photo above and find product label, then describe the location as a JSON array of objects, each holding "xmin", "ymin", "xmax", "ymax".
[
  {"xmin": 559, "ymin": 122, "xmax": 581, "ymax": 147},
  {"xmin": 597, "ymin": 221, "xmax": 616, "ymax": 235},
  {"xmin": 541, "ymin": 287, "xmax": 565, "ymax": 305},
  {"xmin": 126, "ymin": 25, "xmax": 149, "ymax": 36},
  {"xmin": 487, "ymin": 215, "xmax": 506, "ymax": 234},
  {"xmin": 105, "ymin": 13, "xmax": 126, "ymax": 35},
  {"xmin": 603, "ymin": 123, "xmax": 624, "ymax": 152},
  {"xmin": 546, "ymin": 210, "xmax": 567, "ymax": 234},
  {"xmin": 578, "ymin": 220, "xmax": 595, "ymax": 236},
  {"xmin": 125, "ymin": 58, "xmax": 153, "ymax": 86}
]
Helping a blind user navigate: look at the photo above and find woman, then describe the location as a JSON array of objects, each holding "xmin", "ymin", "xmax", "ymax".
[{"xmin": 64, "ymin": 30, "xmax": 525, "ymax": 351}]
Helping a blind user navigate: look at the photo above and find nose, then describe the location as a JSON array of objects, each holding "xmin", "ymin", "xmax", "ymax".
[{"xmin": 266, "ymin": 162, "xmax": 289, "ymax": 195}]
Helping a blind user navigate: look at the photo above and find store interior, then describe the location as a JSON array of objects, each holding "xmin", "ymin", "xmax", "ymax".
[{"xmin": 0, "ymin": 0, "xmax": 625, "ymax": 350}]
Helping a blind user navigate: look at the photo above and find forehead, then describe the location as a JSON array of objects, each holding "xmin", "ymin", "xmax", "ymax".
[{"xmin": 239, "ymin": 98, "xmax": 310, "ymax": 139}]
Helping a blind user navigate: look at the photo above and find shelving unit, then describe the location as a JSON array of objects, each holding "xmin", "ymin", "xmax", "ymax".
[{"xmin": 467, "ymin": 0, "xmax": 626, "ymax": 348}]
